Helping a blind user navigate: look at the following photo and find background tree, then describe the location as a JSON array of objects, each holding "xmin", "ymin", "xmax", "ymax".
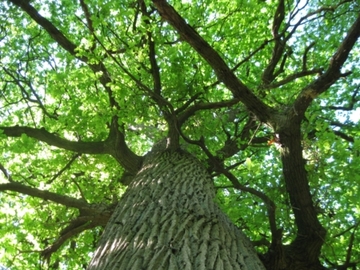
[{"xmin": 0, "ymin": 0, "xmax": 359, "ymax": 269}]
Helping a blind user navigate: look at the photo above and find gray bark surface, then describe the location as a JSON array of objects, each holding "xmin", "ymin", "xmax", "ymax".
[{"xmin": 88, "ymin": 150, "xmax": 265, "ymax": 270}]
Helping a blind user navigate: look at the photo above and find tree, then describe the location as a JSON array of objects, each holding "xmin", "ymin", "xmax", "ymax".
[{"xmin": 0, "ymin": 0, "xmax": 359, "ymax": 269}]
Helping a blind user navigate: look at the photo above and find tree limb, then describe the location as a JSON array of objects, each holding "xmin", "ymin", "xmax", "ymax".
[
  {"xmin": 327, "ymin": 85, "xmax": 359, "ymax": 111},
  {"xmin": 8, "ymin": 0, "xmax": 120, "ymax": 109},
  {"xmin": 47, "ymin": 154, "xmax": 82, "ymax": 184},
  {"xmin": 106, "ymin": 117, "xmax": 144, "ymax": 172},
  {"xmin": 8, "ymin": 0, "xmax": 79, "ymax": 57},
  {"xmin": 139, "ymin": 1, "xmax": 162, "ymax": 95},
  {"xmin": 178, "ymin": 98, "xmax": 241, "ymax": 126},
  {"xmin": 152, "ymin": 0, "xmax": 272, "ymax": 122},
  {"xmin": 294, "ymin": 13, "xmax": 360, "ymax": 117},
  {"xmin": 0, "ymin": 125, "xmax": 107, "ymax": 154},
  {"xmin": 262, "ymin": 0, "xmax": 286, "ymax": 85},
  {"xmin": 0, "ymin": 163, "xmax": 14, "ymax": 182},
  {"xmin": 266, "ymin": 68, "xmax": 323, "ymax": 89},
  {"xmin": 0, "ymin": 181, "xmax": 90, "ymax": 210},
  {"xmin": 1, "ymin": 123, "xmax": 143, "ymax": 172},
  {"xmin": 41, "ymin": 219, "xmax": 96, "ymax": 262}
]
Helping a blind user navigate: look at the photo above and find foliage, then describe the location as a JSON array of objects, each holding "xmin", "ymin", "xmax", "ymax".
[{"xmin": 0, "ymin": 0, "xmax": 359, "ymax": 269}]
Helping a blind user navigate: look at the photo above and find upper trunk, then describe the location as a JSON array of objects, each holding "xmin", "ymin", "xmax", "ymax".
[
  {"xmin": 88, "ymin": 149, "xmax": 265, "ymax": 270},
  {"xmin": 277, "ymin": 121, "xmax": 326, "ymax": 270}
]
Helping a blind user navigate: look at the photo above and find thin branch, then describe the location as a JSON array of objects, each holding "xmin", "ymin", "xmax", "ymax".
[
  {"xmin": 0, "ymin": 163, "xmax": 14, "ymax": 182},
  {"xmin": 41, "ymin": 218, "xmax": 96, "ymax": 262},
  {"xmin": 178, "ymin": 98, "xmax": 241, "ymax": 126},
  {"xmin": 2, "ymin": 67, "xmax": 58, "ymax": 120},
  {"xmin": 302, "ymin": 42, "xmax": 316, "ymax": 71},
  {"xmin": 333, "ymin": 130, "xmax": 354, "ymax": 142},
  {"xmin": 178, "ymin": 128, "xmax": 278, "ymax": 239},
  {"xmin": 47, "ymin": 154, "xmax": 82, "ymax": 184},
  {"xmin": 286, "ymin": 1, "xmax": 354, "ymax": 40},
  {"xmin": 266, "ymin": 68, "xmax": 323, "ymax": 89},
  {"xmin": 332, "ymin": 221, "xmax": 360, "ymax": 238},
  {"xmin": 71, "ymin": 177, "xmax": 87, "ymax": 202},
  {"xmin": 9, "ymin": 0, "xmax": 120, "ymax": 109},
  {"xmin": 327, "ymin": 86, "xmax": 360, "ymax": 111},
  {"xmin": 345, "ymin": 226, "xmax": 356, "ymax": 265},
  {"xmin": 205, "ymin": 39, "xmax": 272, "ymax": 90},
  {"xmin": 175, "ymin": 92, "xmax": 202, "ymax": 114}
]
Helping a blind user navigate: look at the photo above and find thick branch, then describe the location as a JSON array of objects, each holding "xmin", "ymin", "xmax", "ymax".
[
  {"xmin": 294, "ymin": 13, "xmax": 360, "ymax": 116},
  {"xmin": 0, "ymin": 181, "xmax": 90, "ymax": 209},
  {"xmin": 1, "ymin": 125, "xmax": 107, "ymax": 154},
  {"xmin": 8, "ymin": 0, "xmax": 79, "ymax": 57},
  {"xmin": 106, "ymin": 117, "xmax": 144, "ymax": 172},
  {"xmin": 152, "ymin": 0, "xmax": 272, "ymax": 122}
]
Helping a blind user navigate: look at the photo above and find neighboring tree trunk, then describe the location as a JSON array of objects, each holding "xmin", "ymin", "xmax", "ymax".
[{"xmin": 88, "ymin": 149, "xmax": 265, "ymax": 270}]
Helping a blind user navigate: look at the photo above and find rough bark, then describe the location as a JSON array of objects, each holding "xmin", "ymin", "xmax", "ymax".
[
  {"xmin": 264, "ymin": 118, "xmax": 326, "ymax": 270},
  {"xmin": 88, "ymin": 150, "xmax": 265, "ymax": 270},
  {"xmin": 272, "ymin": 119, "xmax": 326, "ymax": 270}
]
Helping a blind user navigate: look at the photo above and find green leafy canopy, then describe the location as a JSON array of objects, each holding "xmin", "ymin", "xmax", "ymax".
[{"xmin": 0, "ymin": 0, "xmax": 359, "ymax": 269}]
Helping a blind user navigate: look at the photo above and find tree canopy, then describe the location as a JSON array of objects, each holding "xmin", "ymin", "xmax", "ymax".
[{"xmin": 0, "ymin": 0, "xmax": 359, "ymax": 269}]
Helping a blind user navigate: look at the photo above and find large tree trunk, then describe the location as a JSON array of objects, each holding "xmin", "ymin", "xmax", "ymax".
[{"xmin": 88, "ymin": 149, "xmax": 265, "ymax": 270}]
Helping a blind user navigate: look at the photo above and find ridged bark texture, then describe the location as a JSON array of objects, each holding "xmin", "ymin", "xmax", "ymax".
[{"xmin": 88, "ymin": 150, "xmax": 265, "ymax": 270}]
